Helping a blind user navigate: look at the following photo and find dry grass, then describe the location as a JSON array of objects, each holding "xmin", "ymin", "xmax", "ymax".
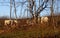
[{"xmin": 0, "ymin": 20, "xmax": 60, "ymax": 38}]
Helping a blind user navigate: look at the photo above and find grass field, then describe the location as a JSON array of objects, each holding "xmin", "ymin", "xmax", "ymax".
[{"xmin": 0, "ymin": 20, "xmax": 60, "ymax": 38}]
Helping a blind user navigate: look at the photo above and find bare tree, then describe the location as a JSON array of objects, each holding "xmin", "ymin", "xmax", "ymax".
[
  {"xmin": 28, "ymin": 0, "xmax": 49, "ymax": 23},
  {"xmin": 28, "ymin": 0, "xmax": 34, "ymax": 17},
  {"xmin": 13, "ymin": 0, "xmax": 17, "ymax": 19},
  {"xmin": 10, "ymin": 0, "xmax": 12, "ymax": 19}
]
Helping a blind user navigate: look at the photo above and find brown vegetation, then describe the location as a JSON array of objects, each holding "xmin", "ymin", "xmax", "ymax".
[{"xmin": 0, "ymin": 17, "xmax": 60, "ymax": 38}]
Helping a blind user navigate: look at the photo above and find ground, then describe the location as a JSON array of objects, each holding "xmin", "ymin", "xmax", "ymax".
[{"xmin": 0, "ymin": 20, "xmax": 60, "ymax": 38}]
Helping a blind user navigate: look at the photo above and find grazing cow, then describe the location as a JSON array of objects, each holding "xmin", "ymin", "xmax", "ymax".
[
  {"xmin": 4, "ymin": 20, "xmax": 18, "ymax": 30},
  {"xmin": 41, "ymin": 17, "xmax": 48, "ymax": 23},
  {"xmin": 4, "ymin": 20, "xmax": 17, "ymax": 26},
  {"xmin": 4, "ymin": 20, "xmax": 11, "ymax": 25}
]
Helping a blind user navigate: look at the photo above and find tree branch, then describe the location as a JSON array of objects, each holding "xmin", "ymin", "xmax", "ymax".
[
  {"xmin": 28, "ymin": 0, "xmax": 35, "ymax": 16},
  {"xmin": 37, "ymin": 0, "xmax": 48, "ymax": 15}
]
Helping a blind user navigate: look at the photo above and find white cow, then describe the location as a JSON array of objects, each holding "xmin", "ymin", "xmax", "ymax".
[
  {"xmin": 4, "ymin": 20, "xmax": 17, "ymax": 26},
  {"xmin": 41, "ymin": 17, "xmax": 48, "ymax": 23},
  {"xmin": 4, "ymin": 20, "xmax": 11, "ymax": 25}
]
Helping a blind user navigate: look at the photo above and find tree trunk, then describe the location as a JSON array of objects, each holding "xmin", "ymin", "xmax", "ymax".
[{"xmin": 35, "ymin": 14, "xmax": 38, "ymax": 23}]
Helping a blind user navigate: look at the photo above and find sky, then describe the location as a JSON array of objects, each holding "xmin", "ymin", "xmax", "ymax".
[{"xmin": 0, "ymin": 0, "xmax": 60, "ymax": 18}]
